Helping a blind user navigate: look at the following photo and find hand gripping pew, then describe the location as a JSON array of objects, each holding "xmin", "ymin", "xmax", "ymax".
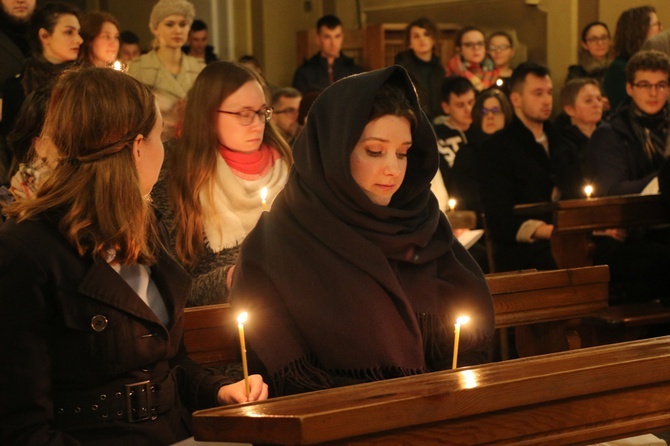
[{"xmin": 192, "ymin": 336, "xmax": 670, "ymax": 445}]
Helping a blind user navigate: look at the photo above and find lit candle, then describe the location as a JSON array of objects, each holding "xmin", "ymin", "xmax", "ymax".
[
  {"xmin": 584, "ymin": 184, "xmax": 593, "ymax": 199},
  {"xmin": 260, "ymin": 187, "xmax": 268, "ymax": 209},
  {"xmin": 112, "ymin": 60, "xmax": 123, "ymax": 71},
  {"xmin": 447, "ymin": 198, "xmax": 457, "ymax": 212},
  {"xmin": 237, "ymin": 312, "xmax": 250, "ymax": 398},
  {"xmin": 452, "ymin": 315, "xmax": 470, "ymax": 369},
  {"xmin": 496, "ymin": 78, "xmax": 504, "ymax": 87}
]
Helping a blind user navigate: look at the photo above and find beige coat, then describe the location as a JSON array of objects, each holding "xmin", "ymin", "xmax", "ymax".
[{"xmin": 128, "ymin": 50, "xmax": 204, "ymax": 140}]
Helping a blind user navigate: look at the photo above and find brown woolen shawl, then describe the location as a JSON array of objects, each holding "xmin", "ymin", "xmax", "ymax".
[{"xmin": 230, "ymin": 66, "xmax": 494, "ymax": 395}]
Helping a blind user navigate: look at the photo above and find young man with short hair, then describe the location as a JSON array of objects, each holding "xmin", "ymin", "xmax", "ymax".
[
  {"xmin": 590, "ymin": 49, "xmax": 670, "ymax": 196},
  {"xmin": 434, "ymin": 76, "xmax": 478, "ymax": 215},
  {"xmin": 182, "ymin": 19, "xmax": 218, "ymax": 64},
  {"xmin": 271, "ymin": 87, "xmax": 302, "ymax": 145},
  {"xmin": 478, "ymin": 62, "xmax": 580, "ymax": 271},
  {"xmin": 292, "ymin": 15, "xmax": 363, "ymax": 93}
]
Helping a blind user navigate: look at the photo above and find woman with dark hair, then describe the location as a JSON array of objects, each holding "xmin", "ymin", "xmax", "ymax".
[
  {"xmin": 0, "ymin": 67, "xmax": 267, "ymax": 445},
  {"xmin": 1, "ymin": 1, "xmax": 82, "ymax": 137},
  {"xmin": 151, "ymin": 61, "xmax": 292, "ymax": 306},
  {"xmin": 469, "ymin": 87, "xmax": 513, "ymax": 150},
  {"xmin": 567, "ymin": 21, "xmax": 614, "ymax": 82},
  {"xmin": 393, "ymin": 17, "xmax": 445, "ymax": 120},
  {"xmin": 604, "ymin": 5, "xmax": 661, "ymax": 111},
  {"xmin": 229, "ymin": 65, "xmax": 494, "ymax": 397},
  {"xmin": 446, "ymin": 25, "xmax": 498, "ymax": 92},
  {"xmin": 487, "ymin": 31, "xmax": 515, "ymax": 92},
  {"xmin": 78, "ymin": 11, "xmax": 120, "ymax": 67}
]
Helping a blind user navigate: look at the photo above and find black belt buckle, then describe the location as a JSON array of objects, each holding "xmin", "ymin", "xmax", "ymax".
[{"xmin": 125, "ymin": 380, "xmax": 152, "ymax": 422}]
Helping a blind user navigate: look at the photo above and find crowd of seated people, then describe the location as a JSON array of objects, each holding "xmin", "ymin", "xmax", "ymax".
[{"xmin": 2, "ymin": 1, "xmax": 670, "ymax": 442}]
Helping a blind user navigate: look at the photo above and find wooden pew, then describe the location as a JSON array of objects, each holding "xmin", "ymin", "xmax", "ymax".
[
  {"xmin": 513, "ymin": 194, "xmax": 670, "ymax": 269},
  {"xmin": 183, "ymin": 304, "xmax": 240, "ymax": 368},
  {"xmin": 192, "ymin": 336, "xmax": 670, "ymax": 445},
  {"xmin": 487, "ymin": 265, "xmax": 608, "ymax": 329},
  {"xmin": 514, "ymin": 194, "xmax": 670, "ymax": 335},
  {"xmin": 183, "ymin": 266, "xmax": 610, "ymax": 367}
]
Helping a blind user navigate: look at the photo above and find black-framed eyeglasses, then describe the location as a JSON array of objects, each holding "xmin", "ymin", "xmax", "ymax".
[
  {"xmin": 218, "ymin": 106, "xmax": 273, "ymax": 125},
  {"xmin": 488, "ymin": 44, "xmax": 510, "ymax": 52},
  {"xmin": 462, "ymin": 41, "xmax": 485, "ymax": 49},
  {"xmin": 274, "ymin": 107, "xmax": 299, "ymax": 116},
  {"xmin": 631, "ymin": 81, "xmax": 669, "ymax": 92},
  {"xmin": 482, "ymin": 107, "xmax": 502, "ymax": 116},
  {"xmin": 585, "ymin": 35, "xmax": 610, "ymax": 44}
]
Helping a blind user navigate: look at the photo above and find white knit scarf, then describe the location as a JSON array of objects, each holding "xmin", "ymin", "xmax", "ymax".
[{"xmin": 200, "ymin": 153, "xmax": 289, "ymax": 252}]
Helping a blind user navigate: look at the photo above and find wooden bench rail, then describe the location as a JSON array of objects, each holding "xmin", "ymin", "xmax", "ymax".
[
  {"xmin": 513, "ymin": 194, "xmax": 670, "ymax": 268},
  {"xmin": 487, "ymin": 265, "xmax": 608, "ymax": 328},
  {"xmin": 193, "ymin": 336, "xmax": 670, "ymax": 445},
  {"xmin": 183, "ymin": 304, "xmax": 240, "ymax": 368},
  {"xmin": 184, "ymin": 266, "xmax": 610, "ymax": 367}
]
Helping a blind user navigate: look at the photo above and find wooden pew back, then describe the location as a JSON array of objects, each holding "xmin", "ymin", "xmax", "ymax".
[
  {"xmin": 183, "ymin": 266, "xmax": 610, "ymax": 367},
  {"xmin": 487, "ymin": 265, "xmax": 608, "ymax": 328},
  {"xmin": 183, "ymin": 304, "xmax": 240, "ymax": 368},
  {"xmin": 192, "ymin": 336, "xmax": 670, "ymax": 445}
]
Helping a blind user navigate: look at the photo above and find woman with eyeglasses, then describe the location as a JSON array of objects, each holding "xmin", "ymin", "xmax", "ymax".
[
  {"xmin": 446, "ymin": 25, "xmax": 498, "ymax": 92},
  {"xmin": 567, "ymin": 22, "xmax": 614, "ymax": 83},
  {"xmin": 151, "ymin": 61, "xmax": 292, "ymax": 307},
  {"xmin": 487, "ymin": 31, "xmax": 515, "ymax": 93},
  {"xmin": 468, "ymin": 87, "xmax": 513, "ymax": 150},
  {"xmin": 604, "ymin": 5, "xmax": 662, "ymax": 111},
  {"xmin": 393, "ymin": 17, "xmax": 445, "ymax": 120}
]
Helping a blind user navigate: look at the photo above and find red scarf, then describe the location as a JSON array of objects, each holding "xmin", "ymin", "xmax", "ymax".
[{"xmin": 218, "ymin": 144, "xmax": 280, "ymax": 180}]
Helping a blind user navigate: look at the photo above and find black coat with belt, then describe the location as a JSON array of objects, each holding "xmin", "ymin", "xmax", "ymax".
[{"xmin": 0, "ymin": 214, "xmax": 232, "ymax": 445}]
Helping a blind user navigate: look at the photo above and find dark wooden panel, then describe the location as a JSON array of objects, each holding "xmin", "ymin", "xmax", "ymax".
[{"xmin": 192, "ymin": 336, "xmax": 670, "ymax": 445}]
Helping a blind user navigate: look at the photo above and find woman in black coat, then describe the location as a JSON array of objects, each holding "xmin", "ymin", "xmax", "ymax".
[
  {"xmin": 230, "ymin": 65, "xmax": 494, "ymax": 397},
  {"xmin": 0, "ymin": 67, "xmax": 267, "ymax": 446}
]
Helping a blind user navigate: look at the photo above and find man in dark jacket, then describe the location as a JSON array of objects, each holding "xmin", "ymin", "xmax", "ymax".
[
  {"xmin": 292, "ymin": 15, "xmax": 363, "ymax": 93},
  {"xmin": 0, "ymin": 0, "xmax": 35, "ymax": 184},
  {"xmin": 478, "ymin": 62, "xmax": 581, "ymax": 271},
  {"xmin": 589, "ymin": 50, "xmax": 670, "ymax": 196}
]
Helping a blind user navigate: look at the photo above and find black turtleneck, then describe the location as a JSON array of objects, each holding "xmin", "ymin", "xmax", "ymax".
[{"xmin": 0, "ymin": 8, "xmax": 31, "ymax": 58}]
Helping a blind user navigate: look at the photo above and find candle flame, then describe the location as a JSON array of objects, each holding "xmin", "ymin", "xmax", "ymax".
[
  {"xmin": 456, "ymin": 315, "xmax": 470, "ymax": 325},
  {"xmin": 448, "ymin": 198, "xmax": 457, "ymax": 211},
  {"xmin": 237, "ymin": 312, "xmax": 248, "ymax": 324},
  {"xmin": 584, "ymin": 184, "xmax": 593, "ymax": 198},
  {"xmin": 496, "ymin": 78, "xmax": 503, "ymax": 87},
  {"xmin": 112, "ymin": 60, "xmax": 123, "ymax": 71},
  {"xmin": 260, "ymin": 187, "xmax": 268, "ymax": 203}
]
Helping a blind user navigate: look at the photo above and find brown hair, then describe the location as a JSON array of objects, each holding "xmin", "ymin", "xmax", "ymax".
[
  {"xmin": 169, "ymin": 61, "xmax": 293, "ymax": 268},
  {"xmin": 455, "ymin": 25, "xmax": 485, "ymax": 48},
  {"xmin": 560, "ymin": 77, "xmax": 601, "ymax": 109},
  {"xmin": 368, "ymin": 83, "xmax": 418, "ymax": 131},
  {"xmin": 78, "ymin": 11, "xmax": 120, "ymax": 65},
  {"xmin": 4, "ymin": 67, "xmax": 159, "ymax": 264},
  {"xmin": 471, "ymin": 87, "xmax": 513, "ymax": 128},
  {"xmin": 613, "ymin": 5, "xmax": 656, "ymax": 58},
  {"xmin": 625, "ymin": 49, "xmax": 670, "ymax": 83},
  {"xmin": 405, "ymin": 17, "xmax": 439, "ymax": 55}
]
